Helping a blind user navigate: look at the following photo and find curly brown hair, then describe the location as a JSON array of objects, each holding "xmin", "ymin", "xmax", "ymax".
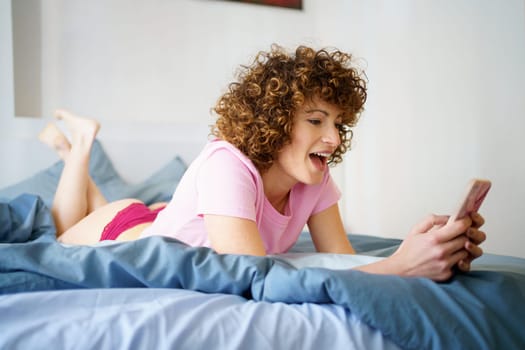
[{"xmin": 211, "ymin": 44, "xmax": 367, "ymax": 172}]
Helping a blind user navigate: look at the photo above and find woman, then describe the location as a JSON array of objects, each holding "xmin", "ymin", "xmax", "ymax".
[{"xmin": 45, "ymin": 45, "xmax": 485, "ymax": 281}]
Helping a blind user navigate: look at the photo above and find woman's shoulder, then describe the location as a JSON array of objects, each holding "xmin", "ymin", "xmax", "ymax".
[
  {"xmin": 200, "ymin": 139, "xmax": 258, "ymax": 173},
  {"xmin": 194, "ymin": 140, "xmax": 264, "ymax": 192}
]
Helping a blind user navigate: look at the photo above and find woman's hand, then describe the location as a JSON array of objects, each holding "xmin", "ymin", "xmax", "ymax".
[
  {"xmin": 357, "ymin": 214, "xmax": 473, "ymax": 281},
  {"xmin": 356, "ymin": 213, "xmax": 487, "ymax": 281},
  {"xmin": 388, "ymin": 214, "xmax": 474, "ymax": 281}
]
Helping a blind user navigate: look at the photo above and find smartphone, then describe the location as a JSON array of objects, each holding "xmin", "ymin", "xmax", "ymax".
[{"xmin": 448, "ymin": 178, "xmax": 491, "ymax": 223}]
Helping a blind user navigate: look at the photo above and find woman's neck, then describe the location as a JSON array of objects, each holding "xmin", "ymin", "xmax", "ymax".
[{"xmin": 261, "ymin": 165, "xmax": 295, "ymax": 214}]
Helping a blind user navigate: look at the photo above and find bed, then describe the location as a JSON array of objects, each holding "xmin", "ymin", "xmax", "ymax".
[{"xmin": 1, "ymin": 140, "xmax": 524, "ymax": 350}]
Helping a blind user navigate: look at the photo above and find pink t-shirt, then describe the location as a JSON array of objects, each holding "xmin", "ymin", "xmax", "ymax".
[{"xmin": 141, "ymin": 140, "xmax": 341, "ymax": 254}]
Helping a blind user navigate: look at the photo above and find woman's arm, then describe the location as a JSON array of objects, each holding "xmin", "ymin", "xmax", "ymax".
[
  {"xmin": 307, "ymin": 203, "xmax": 355, "ymax": 254},
  {"xmin": 206, "ymin": 203, "xmax": 485, "ymax": 281},
  {"xmin": 205, "ymin": 202, "xmax": 355, "ymax": 256},
  {"xmin": 204, "ymin": 214, "xmax": 266, "ymax": 256}
]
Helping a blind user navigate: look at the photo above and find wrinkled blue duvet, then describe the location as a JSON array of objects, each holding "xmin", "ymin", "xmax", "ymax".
[{"xmin": 1, "ymin": 194, "xmax": 524, "ymax": 350}]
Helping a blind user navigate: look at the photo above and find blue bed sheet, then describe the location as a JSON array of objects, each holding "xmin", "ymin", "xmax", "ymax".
[
  {"xmin": 0, "ymin": 288, "xmax": 400, "ymax": 350},
  {"xmin": 1, "ymin": 194, "xmax": 525, "ymax": 350}
]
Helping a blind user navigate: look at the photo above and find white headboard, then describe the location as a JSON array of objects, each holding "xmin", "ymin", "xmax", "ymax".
[{"xmin": 0, "ymin": 119, "xmax": 211, "ymax": 188}]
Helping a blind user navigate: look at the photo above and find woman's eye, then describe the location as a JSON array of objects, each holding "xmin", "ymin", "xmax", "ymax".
[{"xmin": 308, "ymin": 119, "xmax": 321, "ymax": 125}]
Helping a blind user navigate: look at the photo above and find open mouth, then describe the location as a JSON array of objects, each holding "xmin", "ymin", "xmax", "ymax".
[{"xmin": 309, "ymin": 152, "xmax": 330, "ymax": 171}]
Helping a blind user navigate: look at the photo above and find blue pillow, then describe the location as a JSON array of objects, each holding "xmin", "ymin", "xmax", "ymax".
[
  {"xmin": 117, "ymin": 155, "xmax": 187, "ymax": 204},
  {"xmin": 0, "ymin": 140, "xmax": 187, "ymax": 207}
]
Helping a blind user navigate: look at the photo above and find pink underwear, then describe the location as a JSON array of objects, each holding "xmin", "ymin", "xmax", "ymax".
[{"xmin": 100, "ymin": 202, "xmax": 165, "ymax": 241}]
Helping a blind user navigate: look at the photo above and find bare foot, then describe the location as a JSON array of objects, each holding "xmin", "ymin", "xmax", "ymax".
[
  {"xmin": 54, "ymin": 109, "xmax": 100, "ymax": 146},
  {"xmin": 38, "ymin": 123, "xmax": 71, "ymax": 160}
]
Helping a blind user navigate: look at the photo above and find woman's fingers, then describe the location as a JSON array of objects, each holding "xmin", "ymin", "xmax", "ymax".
[
  {"xmin": 465, "ymin": 240, "xmax": 484, "ymax": 259},
  {"xmin": 457, "ymin": 259, "xmax": 471, "ymax": 272},
  {"xmin": 410, "ymin": 214, "xmax": 449, "ymax": 235},
  {"xmin": 470, "ymin": 212, "xmax": 485, "ymax": 228},
  {"xmin": 441, "ymin": 234, "xmax": 469, "ymax": 255},
  {"xmin": 433, "ymin": 216, "xmax": 472, "ymax": 243},
  {"xmin": 457, "ymin": 239, "xmax": 484, "ymax": 272},
  {"xmin": 466, "ymin": 227, "xmax": 486, "ymax": 245}
]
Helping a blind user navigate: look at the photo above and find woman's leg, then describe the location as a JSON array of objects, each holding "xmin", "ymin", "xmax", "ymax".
[
  {"xmin": 39, "ymin": 110, "xmax": 106, "ymax": 236},
  {"xmin": 39, "ymin": 121, "xmax": 107, "ymax": 214}
]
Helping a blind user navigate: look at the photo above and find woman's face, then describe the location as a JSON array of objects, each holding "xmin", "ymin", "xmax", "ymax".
[{"xmin": 270, "ymin": 97, "xmax": 343, "ymax": 187}]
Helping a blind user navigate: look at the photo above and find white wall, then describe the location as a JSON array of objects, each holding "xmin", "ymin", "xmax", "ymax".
[
  {"xmin": 337, "ymin": 1, "xmax": 525, "ymax": 259},
  {"xmin": 35, "ymin": 0, "xmax": 323, "ymax": 123},
  {"xmin": 2, "ymin": 0, "xmax": 525, "ymax": 258}
]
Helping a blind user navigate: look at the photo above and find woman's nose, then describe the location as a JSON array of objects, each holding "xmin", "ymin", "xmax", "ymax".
[{"xmin": 321, "ymin": 125, "xmax": 341, "ymax": 147}]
